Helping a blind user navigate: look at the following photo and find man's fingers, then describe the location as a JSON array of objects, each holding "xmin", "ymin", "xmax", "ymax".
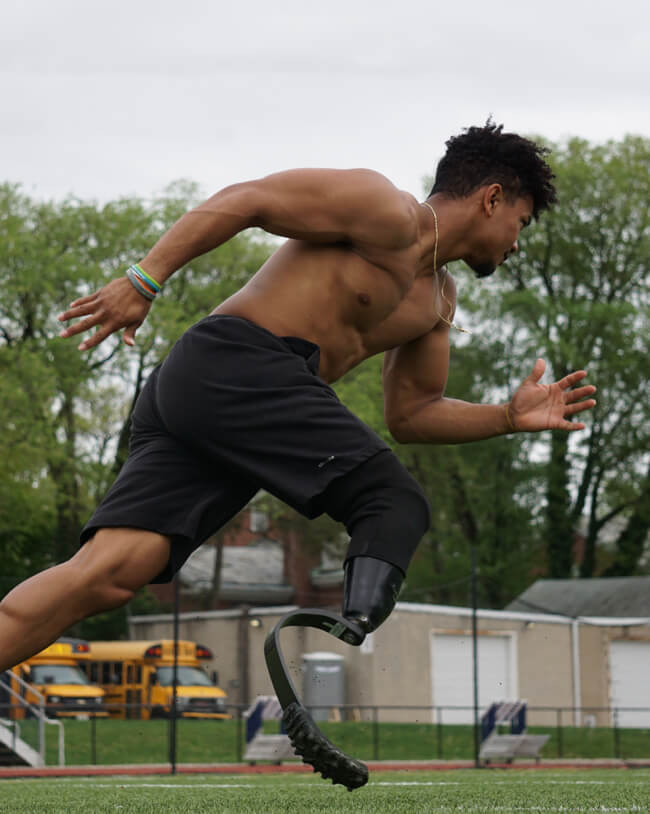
[
  {"xmin": 563, "ymin": 420, "xmax": 587, "ymax": 431},
  {"xmin": 58, "ymin": 297, "xmax": 100, "ymax": 324},
  {"xmin": 58, "ymin": 306, "xmax": 99, "ymax": 330},
  {"xmin": 565, "ymin": 385, "xmax": 597, "ymax": 403},
  {"xmin": 78, "ymin": 324, "xmax": 114, "ymax": 351},
  {"xmin": 558, "ymin": 370, "xmax": 588, "ymax": 390},
  {"xmin": 59, "ymin": 315, "xmax": 102, "ymax": 338},
  {"xmin": 565, "ymin": 399, "xmax": 596, "ymax": 416},
  {"xmin": 528, "ymin": 358, "xmax": 546, "ymax": 383},
  {"xmin": 60, "ymin": 293, "xmax": 98, "ymax": 313},
  {"xmin": 70, "ymin": 294, "xmax": 97, "ymax": 307},
  {"xmin": 122, "ymin": 324, "xmax": 138, "ymax": 347}
]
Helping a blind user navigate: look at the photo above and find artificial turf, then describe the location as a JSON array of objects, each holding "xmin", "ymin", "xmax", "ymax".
[{"xmin": 0, "ymin": 768, "xmax": 648, "ymax": 813}]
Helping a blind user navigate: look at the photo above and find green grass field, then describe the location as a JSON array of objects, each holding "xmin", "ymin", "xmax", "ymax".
[
  {"xmin": 19, "ymin": 718, "xmax": 650, "ymax": 766},
  {"xmin": 0, "ymin": 769, "xmax": 649, "ymax": 813}
]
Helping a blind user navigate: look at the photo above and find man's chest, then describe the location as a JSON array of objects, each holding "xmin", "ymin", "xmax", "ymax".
[{"xmin": 362, "ymin": 274, "xmax": 445, "ymax": 354}]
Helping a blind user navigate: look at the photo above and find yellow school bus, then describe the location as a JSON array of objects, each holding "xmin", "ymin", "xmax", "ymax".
[
  {"xmin": 84, "ymin": 640, "xmax": 229, "ymax": 720},
  {"xmin": 6, "ymin": 638, "xmax": 106, "ymax": 719}
]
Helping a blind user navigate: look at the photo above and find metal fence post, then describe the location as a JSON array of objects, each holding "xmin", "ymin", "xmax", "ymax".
[
  {"xmin": 557, "ymin": 708, "xmax": 563, "ymax": 758},
  {"xmin": 38, "ymin": 700, "xmax": 45, "ymax": 764},
  {"xmin": 436, "ymin": 707, "xmax": 443, "ymax": 759},
  {"xmin": 169, "ymin": 575, "xmax": 180, "ymax": 774},
  {"xmin": 372, "ymin": 706, "xmax": 379, "ymax": 761},
  {"xmin": 613, "ymin": 708, "xmax": 621, "ymax": 759},
  {"xmin": 236, "ymin": 706, "xmax": 243, "ymax": 763},
  {"xmin": 91, "ymin": 715, "xmax": 97, "ymax": 765}
]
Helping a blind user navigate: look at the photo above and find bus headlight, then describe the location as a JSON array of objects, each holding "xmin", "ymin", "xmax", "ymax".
[{"xmin": 49, "ymin": 696, "xmax": 61, "ymax": 704}]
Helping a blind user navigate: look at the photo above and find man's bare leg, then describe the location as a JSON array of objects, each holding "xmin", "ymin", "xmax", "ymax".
[{"xmin": 0, "ymin": 528, "xmax": 171, "ymax": 672}]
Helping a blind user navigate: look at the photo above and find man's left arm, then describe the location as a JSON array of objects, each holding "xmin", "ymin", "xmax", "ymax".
[{"xmin": 383, "ymin": 324, "xmax": 597, "ymax": 445}]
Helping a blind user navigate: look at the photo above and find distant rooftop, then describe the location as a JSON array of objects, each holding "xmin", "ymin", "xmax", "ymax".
[
  {"xmin": 506, "ymin": 577, "xmax": 650, "ymax": 618},
  {"xmin": 180, "ymin": 540, "xmax": 293, "ymax": 602}
]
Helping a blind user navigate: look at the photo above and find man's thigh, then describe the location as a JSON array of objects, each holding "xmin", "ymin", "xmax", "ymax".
[
  {"xmin": 81, "ymin": 429, "xmax": 259, "ymax": 583},
  {"xmin": 74, "ymin": 528, "xmax": 172, "ymax": 591}
]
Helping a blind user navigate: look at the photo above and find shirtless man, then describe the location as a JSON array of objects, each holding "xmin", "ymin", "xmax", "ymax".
[{"xmin": 0, "ymin": 123, "xmax": 596, "ymax": 676}]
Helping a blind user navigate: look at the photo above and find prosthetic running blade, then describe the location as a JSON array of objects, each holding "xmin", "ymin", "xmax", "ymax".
[{"xmin": 263, "ymin": 608, "xmax": 368, "ymax": 791}]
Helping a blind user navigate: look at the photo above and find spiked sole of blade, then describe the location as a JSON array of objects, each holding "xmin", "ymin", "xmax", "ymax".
[{"xmin": 282, "ymin": 702, "xmax": 369, "ymax": 791}]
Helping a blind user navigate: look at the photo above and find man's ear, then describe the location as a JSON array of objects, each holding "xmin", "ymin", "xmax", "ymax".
[{"xmin": 481, "ymin": 183, "xmax": 504, "ymax": 217}]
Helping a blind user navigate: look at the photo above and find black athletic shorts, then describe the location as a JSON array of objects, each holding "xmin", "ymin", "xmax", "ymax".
[{"xmin": 80, "ymin": 315, "xmax": 390, "ymax": 581}]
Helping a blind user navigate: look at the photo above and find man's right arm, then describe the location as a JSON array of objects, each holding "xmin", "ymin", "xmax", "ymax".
[
  {"xmin": 59, "ymin": 169, "xmax": 418, "ymax": 350},
  {"xmin": 141, "ymin": 168, "xmax": 417, "ymax": 283}
]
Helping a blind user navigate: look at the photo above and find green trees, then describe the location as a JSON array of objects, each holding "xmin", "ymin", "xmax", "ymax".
[
  {"xmin": 483, "ymin": 135, "xmax": 649, "ymax": 579},
  {"xmin": 0, "ymin": 182, "xmax": 274, "ymax": 601},
  {"xmin": 413, "ymin": 135, "xmax": 649, "ymax": 593},
  {"xmin": 0, "ymin": 133, "xmax": 647, "ymax": 617}
]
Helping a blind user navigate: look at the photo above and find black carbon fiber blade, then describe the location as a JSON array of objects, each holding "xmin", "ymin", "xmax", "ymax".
[{"xmin": 263, "ymin": 608, "xmax": 368, "ymax": 790}]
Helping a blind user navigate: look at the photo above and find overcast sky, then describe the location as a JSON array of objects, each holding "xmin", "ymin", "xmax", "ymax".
[{"xmin": 2, "ymin": 0, "xmax": 648, "ymax": 204}]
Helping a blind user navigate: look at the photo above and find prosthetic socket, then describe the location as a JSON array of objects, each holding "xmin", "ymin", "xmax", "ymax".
[{"xmin": 342, "ymin": 556, "xmax": 404, "ymax": 635}]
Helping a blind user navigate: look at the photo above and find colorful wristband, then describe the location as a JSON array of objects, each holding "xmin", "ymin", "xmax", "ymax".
[
  {"xmin": 131, "ymin": 263, "xmax": 162, "ymax": 294},
  {"xmin": 126, "ymin": 267, "xmax": 156, "ymax": 301},
  {"xmin": 125, "ymin": 264, "xmax": 162, "ymax": 301}
]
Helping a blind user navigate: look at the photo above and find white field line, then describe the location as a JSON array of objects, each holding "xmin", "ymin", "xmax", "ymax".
[{"xmin": 46, "ymin": 778, "xmax": 650, "ymax": 790}]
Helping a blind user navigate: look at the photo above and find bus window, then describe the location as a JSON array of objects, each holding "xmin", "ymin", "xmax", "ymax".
[
  {"xmin": 156, "ymin": 666, "xmax": 213, "ymax": 687},
  {"xmin": 101, "ymin": 663, "xmax": 122, "ymax": 685},
  {"xmin": 29, "ymin": 665, "xmax": 90, "ymax": 686}
]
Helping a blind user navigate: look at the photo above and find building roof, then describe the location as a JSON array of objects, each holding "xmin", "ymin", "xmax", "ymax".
[
  {"xmin": 506, "ymin": 577, "xmax": 650, "ymax": 618},
  {"xmin": 179, "ymin": 540, "xmax": 294, "ymax": 602}
]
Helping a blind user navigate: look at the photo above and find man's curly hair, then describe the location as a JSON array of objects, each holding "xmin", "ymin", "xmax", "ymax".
[{"xmin": 431, "ymin": 121, "xmax": 557, "ymax": 218}]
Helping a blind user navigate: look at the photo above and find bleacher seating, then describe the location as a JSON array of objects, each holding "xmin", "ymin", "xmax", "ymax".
[
  {"xmin": 479, "ymin": 701, "xmax": 549, "ymax": 764},
  {"xmin": 243, "ymin": 696, "xmax": 296, "ymax": 764}
]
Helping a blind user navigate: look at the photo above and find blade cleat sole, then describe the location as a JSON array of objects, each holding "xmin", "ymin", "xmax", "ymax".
[{"xmin": 283, "ymin": 702, "xmax": 368, "ymax": 791}]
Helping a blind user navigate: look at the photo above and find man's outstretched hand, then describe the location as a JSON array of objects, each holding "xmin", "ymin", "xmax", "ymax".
[
  {"xmin": 508, "ymin": 359, "xmax": 596, "ymax": 433},
  {"xmin": 58, "ymin": 277, "xmax": 152, "ymax": 351}
]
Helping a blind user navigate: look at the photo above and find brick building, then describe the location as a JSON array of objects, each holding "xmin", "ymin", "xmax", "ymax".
[{"xmin": 148, "ymin": 504, "xmax": 345, "ymax": 612}]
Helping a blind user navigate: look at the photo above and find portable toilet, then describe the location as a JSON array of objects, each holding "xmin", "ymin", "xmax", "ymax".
[{"xmin": 302, "ymin": 651, "xmax": 345, "ymax": 722}]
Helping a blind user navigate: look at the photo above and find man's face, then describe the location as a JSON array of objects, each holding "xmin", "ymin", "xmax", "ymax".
[{"xmin": 469, "ymin": 194, "xmax": 534, "ymax": 278}]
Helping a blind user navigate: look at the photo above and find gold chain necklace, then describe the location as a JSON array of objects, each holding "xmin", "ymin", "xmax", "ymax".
[{"xmin": 421, "ymin": 201, "xmax": 470, "ymax": 334}]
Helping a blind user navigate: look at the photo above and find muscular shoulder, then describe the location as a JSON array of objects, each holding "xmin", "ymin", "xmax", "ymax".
[
  {"xmin": 332, "ymin": 168, "xmax": 420, "ymax": 249},
  {"xmin": 251, "ymin": 167, "xmax": 420, "ymax": 251}
]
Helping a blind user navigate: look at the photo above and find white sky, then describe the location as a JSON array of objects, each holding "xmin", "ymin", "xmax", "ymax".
[{"xmin": 2, "ymin": 0, "xmax": 648, "ymax": 204}]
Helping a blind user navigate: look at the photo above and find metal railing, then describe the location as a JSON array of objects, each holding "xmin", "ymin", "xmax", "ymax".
[
  {"xmin": 0, "ymin": 673, "xmax": 65, "ymax": 766},
  {"xmin": 0, "ymin": 702, "xmax": 644, "ymax": 768}
]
